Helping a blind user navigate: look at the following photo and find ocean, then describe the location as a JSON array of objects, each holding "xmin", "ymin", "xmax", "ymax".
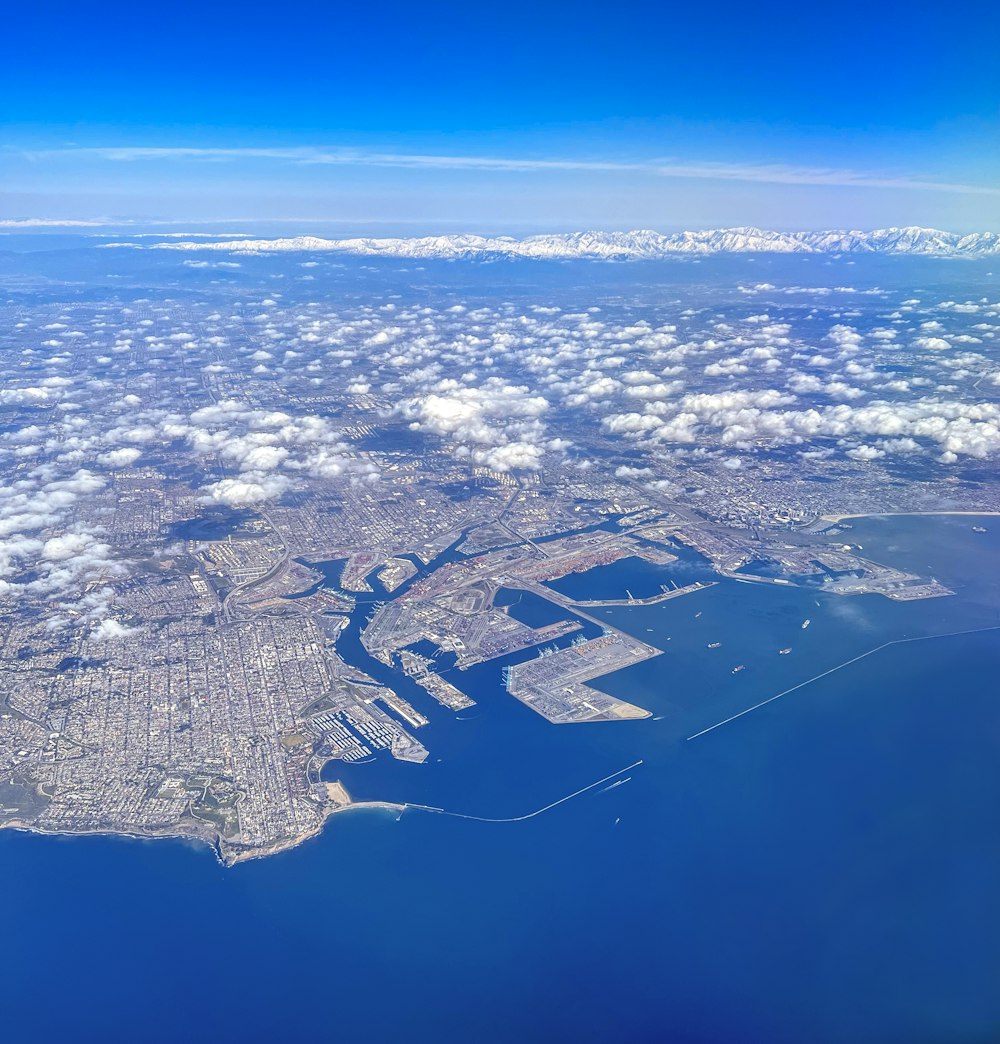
[{"xmin": 2, "ymin": 515, "xmax": 998, "ymax": 1042}]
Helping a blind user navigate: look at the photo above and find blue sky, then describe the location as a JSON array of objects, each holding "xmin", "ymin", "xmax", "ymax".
[{"xmin": 3, "ymin": 0, "xmax": 1000, "ymax": 231}]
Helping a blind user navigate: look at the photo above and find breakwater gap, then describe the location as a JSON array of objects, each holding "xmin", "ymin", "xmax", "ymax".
[
  {"xmin": 687, "ymin": 624, "xmax": 1000, "ymax": 741},
  {"xmin": 401, "ymin": 759, "xmax": 643, "ymax": 823}
]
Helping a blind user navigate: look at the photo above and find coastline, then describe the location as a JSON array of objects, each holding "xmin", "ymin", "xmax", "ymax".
[
  {"xmin": 818, "ymin": 510, "xmax": 1000, "ymax": 524},
  {"xmin": 8, "ymin": 513, "xmax": 994, "ymax": 868},
  {"xmin": 222, "ymin": 799, "xmax": 407, "ymax": 866},
  {"xmin": 0, "ymin": 797, "xmax": 407, "ymax": 868}
]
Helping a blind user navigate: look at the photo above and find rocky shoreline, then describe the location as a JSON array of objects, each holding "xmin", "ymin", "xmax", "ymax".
[{"xmin": 1, "ymin": 797, "xmax": 408, "ymax": 868}]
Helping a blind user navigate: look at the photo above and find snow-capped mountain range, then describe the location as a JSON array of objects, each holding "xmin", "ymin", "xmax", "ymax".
[{"xmin": 108, "ymin": 226, "xmax": 1000, "ymax": 259}]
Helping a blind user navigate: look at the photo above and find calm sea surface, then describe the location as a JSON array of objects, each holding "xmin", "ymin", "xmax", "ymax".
[{"xmin": 2, "ymin": 516, "xmax": 998, "ymax": 1042}]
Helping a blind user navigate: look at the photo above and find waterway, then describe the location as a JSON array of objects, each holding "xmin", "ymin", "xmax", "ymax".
[{"xmin": 2, "ymin": 515, "xmax": 998, "ymax": 1042}]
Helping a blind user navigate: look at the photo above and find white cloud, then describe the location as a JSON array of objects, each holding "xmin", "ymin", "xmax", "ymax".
[{"xmin": 22, "ymin": 145, "xmax": 1000, "ymax": 196}]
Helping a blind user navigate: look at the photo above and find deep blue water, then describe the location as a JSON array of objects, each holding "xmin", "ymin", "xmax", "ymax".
[{"xmin": 2, "ymin": 515, "xmax": 999, "ymax": 1042}]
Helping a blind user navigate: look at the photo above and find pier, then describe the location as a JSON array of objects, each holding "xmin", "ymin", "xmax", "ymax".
[{"xmin": 403, "ymin": 760, "xmax": 643, "ymax": 823}]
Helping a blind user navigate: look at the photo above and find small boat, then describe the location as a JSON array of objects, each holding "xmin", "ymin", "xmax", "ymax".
[
  {"xmin": 695, "ymin": 611, "xmax": 703, "ymax": 618},
  {"xmin": 801, "ymin": 619, "xmax": 811, "ymax": 629},
  {"xmin": 779, "ymin": 647, "xmax": 792, "ymax": 655},
  {"xmin": 732, "ymin": 664, "xmax": 746, "ymax": 674},
  {"xmin": 973, "ymin": 526, "xmax": 987, "ymax": 533},
  {"xmin": 707, "ymin": 642, "xmax": 721, "ymax": 649}
]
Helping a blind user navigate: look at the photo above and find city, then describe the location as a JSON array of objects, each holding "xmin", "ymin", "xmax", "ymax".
[{"xmin": 2, "ymin": 249, "xmax": 991, "ymax": 863}]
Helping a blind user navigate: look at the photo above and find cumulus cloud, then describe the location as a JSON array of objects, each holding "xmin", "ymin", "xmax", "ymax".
[
  {"xmin": 90, "ymin": 618, "xmax": 144, "ymax": 641},
  {"xmin": 98, "ymin": 447, "xmax": 143, "ymax": 467},
  {"xmin": 199, "ymin": 474, "xmax": 292, "ymax": 507},
  {"xmin": 2, "ymin": 275, "xmax": 999, "ymax": 647},
  {"xmin": 397, "ymin": 378, "xmax": 549, "ymax": 470},
  {"xmin": 0, "ymin": 460, "xmax": 127, "ymax": 631},
  {"xmin": 914, "ymin": 336, "xmax": 951, "ymax": 351}
]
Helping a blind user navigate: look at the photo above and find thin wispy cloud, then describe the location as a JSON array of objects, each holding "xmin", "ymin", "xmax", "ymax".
[
  {"xmin": 16, "ymin": 145, "xmax": 1000, "ymax": 197},
  {"xmin": 0, "ymin": 217, "xmax": 108, "ymax": 227}
]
